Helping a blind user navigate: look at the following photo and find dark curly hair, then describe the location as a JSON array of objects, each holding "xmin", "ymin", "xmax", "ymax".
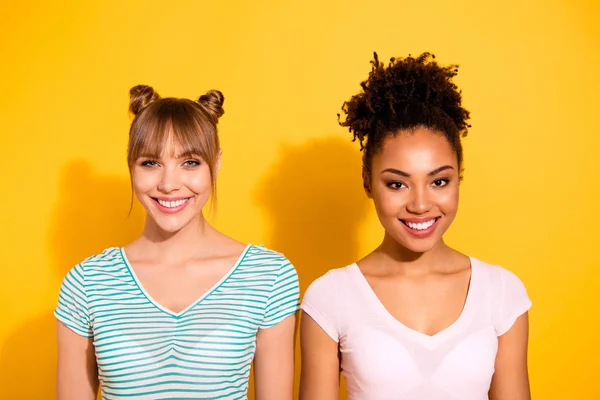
[{"xmin": 338, "ymin": 52, "xmax": 471, "ymax": 190}]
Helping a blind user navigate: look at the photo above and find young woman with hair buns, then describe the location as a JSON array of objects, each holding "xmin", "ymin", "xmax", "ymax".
[
  {"xmin": 300, "ymin": 53, "xmax": 532, "ymax": 400},
  {"xmin": 55, "ymin": 85, "xmax": 300, "ymax": 400}
]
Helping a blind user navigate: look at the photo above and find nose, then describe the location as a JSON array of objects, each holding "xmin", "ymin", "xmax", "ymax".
[
  {"xmin": 157, "ymin": 166, "xmax": 181, "ymax": 194},
  {"xmin": 406, "ymin": 186, "xmax": 432, "ymax": 214}
]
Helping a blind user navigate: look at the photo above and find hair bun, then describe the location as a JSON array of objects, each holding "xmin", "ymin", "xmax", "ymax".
[
  {"xmin": 129, "ymin": 85, "xmax": 160, "ymax": 116},
  {"xmin": 197, "ymin": 90, "xmax": 225, "ymax": 123}
]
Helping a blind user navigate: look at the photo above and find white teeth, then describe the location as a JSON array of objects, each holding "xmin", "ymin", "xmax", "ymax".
[
  {"xmin": 157, "ymin": 198, "xmax": 189, "ymax": 208},
  {"xmin": 406, "ymin": 219, "xmax": 436, "ymax": 230}
]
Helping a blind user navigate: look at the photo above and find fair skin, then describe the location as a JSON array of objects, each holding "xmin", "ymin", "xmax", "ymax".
[
  {"xmin": 57, "ymin": 139, "xmax": 296, "ymax": 400},
  {"xmin": 300, "ymin": 127, "xmax": 530, "ymax": 400}
]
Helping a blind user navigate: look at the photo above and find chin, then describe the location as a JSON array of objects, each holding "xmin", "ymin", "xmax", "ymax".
[
  {"xmin": 389, "ymin": 232, "xmax": 442, "ymax": 254},
  {"xmin": 156, "ymin": 223, "xmax": 187, "ymax": 234},
  {"xmin": 149, "ymin": 222, "xmax": 184, "ymax": 235},
  {"xmin": 403, "ymin": 241, "xmax": 439, "ymax": 254},
  {"xmin": 148, "ymin": 214, "xmax": 194, "ymax": 234}
]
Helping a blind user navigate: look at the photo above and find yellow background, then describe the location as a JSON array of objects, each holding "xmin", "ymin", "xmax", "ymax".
[{"xmin": 1, "ymin": 0, "xmax": 599, "ymax": 398}]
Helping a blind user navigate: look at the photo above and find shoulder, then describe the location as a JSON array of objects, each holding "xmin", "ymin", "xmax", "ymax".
[
  {"xmin": 243, "ymin": 244, "xmax": 290, "ymax": 265},
  {"xmin": 66, "ymin": 247, "xmax": 124, "ymax": 275},
  {"xmin": 301, "ymin": 265, "xmax": 355, "ymax": 342},
  {"xmin": 57, "ymin": 247, "xmax": 125, "ymax": 309},
  {"xmin": 304, "ymin": 264, "xmax": 356, "ymax": 300},
  {"xmin": 472, "ymin": 257, "xmax": 529, "ymax": 293},
  {"xmin": 82, "ymin": 247, "xmax": 125, "ymax": 264},
  {"xmin": 239, "ymin": 245, "xmax": 299, "ymax": 286},
  {"xmin": 471, "ymin": 256, "xmax": 532, "ymax": 335}
]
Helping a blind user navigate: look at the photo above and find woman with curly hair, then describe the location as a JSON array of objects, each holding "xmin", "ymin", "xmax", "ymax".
[
  {"xmin": 299, "ymin": 53, "xmax": 531, "ymax": 400},
  {"xmin": 55, "ymin": 85, "xmax": 300, "ymax": 400}
]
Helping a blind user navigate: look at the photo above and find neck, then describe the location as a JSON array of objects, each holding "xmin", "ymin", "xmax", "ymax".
[
  {"xmin": 137, "ymin": 213, "xmax": 215, "ymax": 261},
  {"xmin": 374, "ymin": 232, "xmax": 453, "ymax": 276}
]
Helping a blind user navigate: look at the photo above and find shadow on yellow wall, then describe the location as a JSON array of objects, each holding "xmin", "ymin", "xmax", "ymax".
[
  {"xmin": 254, "ymin": 136, "xmax": 370, "ymax": 289},
  {"xmin": 0, "ymin": 160, "xmax": 144, "ymax": 399},
  {"xmin": 48, "ymin": 160, "xmax": 145, "ymax": 277},
  {"xmin": 252, "ymin": 136, "xmax": 370, "ymax": 399},
  {"xmin": 0, "ymin": 138, "xmax": 369, "ymax": 399}
]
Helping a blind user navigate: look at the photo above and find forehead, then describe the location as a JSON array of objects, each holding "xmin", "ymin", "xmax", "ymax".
[
  {"xmin": 136, "ymin": 129, "xmax": 200, "ymax": 159},
  {"xmin": 374, "ymin": 128, "xmax": 458, "ymax": 170},
  {"xmin": 160, "ymin": 133, "xmax": 185, "ymax": 155}
]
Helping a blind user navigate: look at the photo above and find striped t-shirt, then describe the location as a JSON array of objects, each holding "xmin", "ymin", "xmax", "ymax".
[{"xmin": 54, "ymin": 244, "xmax": 300, "ymax": 400}]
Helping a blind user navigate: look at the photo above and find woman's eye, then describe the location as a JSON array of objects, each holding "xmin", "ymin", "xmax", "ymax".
[
  {"xmin": 432, "ymin": 178, "xmax": 449, "ymax": 187},
  {"xmin": 140, "ymin": 160, "xmax": 159, "ymax": 167},
  {"xmin": 183, "ymin": 160, "xmax": 201, "ymax": 167},
  {"xmin": 386, "ymin": 181, "xmax": 406, "ymax": 190}
]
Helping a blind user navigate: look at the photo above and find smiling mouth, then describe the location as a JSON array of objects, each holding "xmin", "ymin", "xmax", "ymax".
[
  {"xmin": 152, "ymin": 198, "xmax": 191, "ymax": 209},
  {"xmin": 399, "ymin": 217, "xmax": 440, "ymax": 231}
]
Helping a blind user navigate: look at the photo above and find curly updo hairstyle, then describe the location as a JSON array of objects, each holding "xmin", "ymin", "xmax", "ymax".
[{"xmin": 338, "ymin": 52, "xmax": 471, "ymax": 191}]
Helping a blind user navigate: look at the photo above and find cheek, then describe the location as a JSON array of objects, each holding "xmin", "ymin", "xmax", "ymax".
[
  {"xmin": 131, "ymin": 172, "xmax": 156, "ymax": 195},
  {"xmin": 438, "ymin": 186, "xmax": 459, "ymax": 213},
  {"xmin": 442, "ymin": 186, "xmax": 458, "ymax": 211},
  {"xmin": 372, "ymin": 187, "xmax": 404, "ymax": 216},
  {"xmin": 186, "ymin": 170, "xmax": 213, "ymax": 193}
]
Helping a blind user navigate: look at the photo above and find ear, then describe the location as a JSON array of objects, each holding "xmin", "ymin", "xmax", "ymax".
[
  {"xmin": 215, "ymin": 149, "xmax": 222, "ymax": 175},
  {"xmin": 363, "ymin": 169, "xmax": 373, "ymax": 198}
]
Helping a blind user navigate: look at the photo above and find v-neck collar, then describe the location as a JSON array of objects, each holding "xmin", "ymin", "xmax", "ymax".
[
  {"xmin": 350, "ymin": 256, "xmax": 478, "ymax": 345},
  {"xmin": 120, "ymin": 244, "xmax": 252, "ymax": 318}
]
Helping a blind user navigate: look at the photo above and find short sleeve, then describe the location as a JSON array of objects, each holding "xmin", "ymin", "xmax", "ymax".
[
  {"xmin": 300, "ymin": 272, "xmax": 339, "ymax": 343},
  {"xmin": 260, "ymin": 257, "xmax": 300, "ymax": 329},
  {"xmin": 54, "ymin": 264, "xmax": 93, "ymax": 338},
  {"xmin": 493, "ymin": 267, "xmax": 532, "ymax": 336}
]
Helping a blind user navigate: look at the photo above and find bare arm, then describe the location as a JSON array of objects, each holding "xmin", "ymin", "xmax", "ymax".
[
  {"xmin": 57, "ymin": 320, "xmax": 98, "ymax": 400},
  {"xmin": 254, "ymin": 314, "xmax": 296, "ymax": 400},
  {"xmin": 299, "ymin": 312, "xmax": 339, "ymax": 400},
  {"xmin": 489, "ymin": 312, "xmax": 531, "ymax": 400}
]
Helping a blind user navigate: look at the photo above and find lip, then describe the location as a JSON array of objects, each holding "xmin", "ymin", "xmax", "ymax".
[
  {"xmin": 152, "ymin": 196, "xmax": 192, "ymax": 214},
  {"xmin": 401, "ymin": 217, "xmax": 439, "ymax": 223},
  {"xmin": 154, "ymin": 196, "xmax": 191, "ymax": 201},
  {"xmin": 398, "ymin": 217, "xmax": 440, "ymax": 238}
]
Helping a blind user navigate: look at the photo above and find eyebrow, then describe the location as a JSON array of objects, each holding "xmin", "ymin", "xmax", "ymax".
[
  {"xmin": 137, "ymin": 151, "xmax": 201, "ymax": 160},
  {"xmin": 381, "ymin": 165, "xmax": 455, "ymax": 177},
  {"xmin": 175, "ymin": 151, "xmax": 201, "ymax": 159}
]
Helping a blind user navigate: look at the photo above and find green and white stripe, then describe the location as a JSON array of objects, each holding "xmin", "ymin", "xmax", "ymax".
[{"xmin": 55, "ymin": 244, "xmax": 300, "ymax": 399}]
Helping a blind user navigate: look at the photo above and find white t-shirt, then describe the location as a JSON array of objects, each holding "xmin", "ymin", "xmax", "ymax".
[{"xmin": 301, "ymin": 256, "xmax": 531, "ymax": 400}]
